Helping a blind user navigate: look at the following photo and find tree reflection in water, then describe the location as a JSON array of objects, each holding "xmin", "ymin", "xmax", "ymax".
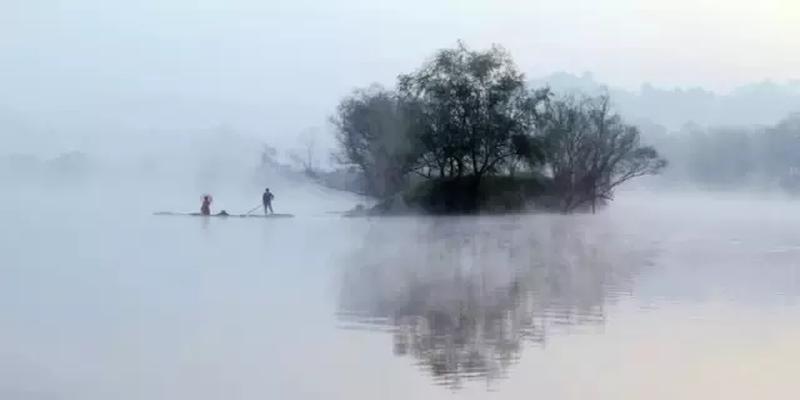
[{"xmin": 337, "ymin": 216, "xmax": 657, "ymax": 389}]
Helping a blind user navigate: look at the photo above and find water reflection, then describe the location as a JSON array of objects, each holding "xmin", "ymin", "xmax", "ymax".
[{"xmin": 337, "ymin": 216, "xmax": 658, "ymax": 389}]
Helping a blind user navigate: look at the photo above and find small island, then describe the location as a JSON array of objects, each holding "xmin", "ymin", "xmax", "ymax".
[{"xmin": 331, "ymin": 42, "xmax": 667, "ymax": 216}]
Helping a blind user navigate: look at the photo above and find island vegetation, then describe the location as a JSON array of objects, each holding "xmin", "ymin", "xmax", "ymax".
[{"xmin": 331, "ymin": 42, "xmax": 667, "ymax": 214}]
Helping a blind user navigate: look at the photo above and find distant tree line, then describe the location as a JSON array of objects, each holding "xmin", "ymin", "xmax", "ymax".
[
  {"xmin": 332, "ymin": 42, "xmax": 666, "ymax": 213},
  {"xmin": 640, "ymin": 114, "xmax": 800, "ymax": 192}
]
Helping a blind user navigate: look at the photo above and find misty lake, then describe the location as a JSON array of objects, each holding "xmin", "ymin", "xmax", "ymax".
[{"xmin": 2, "ymin": 188, "xmax": 800, "ymax": 399}]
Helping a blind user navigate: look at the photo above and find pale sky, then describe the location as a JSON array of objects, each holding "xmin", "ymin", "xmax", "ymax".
[{"xmin": 2, "ymin": 0, "xmax": 800, "ymax": 156}]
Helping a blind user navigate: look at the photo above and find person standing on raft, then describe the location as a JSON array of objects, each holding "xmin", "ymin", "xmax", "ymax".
[
  {"xmin": 201, "ymin": 194, "xmax": 213, "ymax": 215},
  {"xmin": 262, "ymin": 188, "xmax": 274, "ymax": 215}
]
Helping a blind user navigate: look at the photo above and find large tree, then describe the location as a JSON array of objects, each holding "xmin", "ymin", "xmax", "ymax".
[
  {"xmin": 542, "ymin": 95, "xmax": 667, "ymax": 212},
  {"xmin": 397, "ymin": 42, "xmax": 549, "ymax": 182},
  {"xmin": 332, "ymin": 85, "xmax": 422, "ymax": 198}
]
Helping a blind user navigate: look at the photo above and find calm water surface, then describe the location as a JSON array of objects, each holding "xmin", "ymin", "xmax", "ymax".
[{"xmin": 2, "ymin": 189, "xmax": 800, "ymax": 399}]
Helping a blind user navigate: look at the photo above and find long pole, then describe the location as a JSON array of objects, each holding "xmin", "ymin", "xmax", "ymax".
[{"xmin": 244, "ymin": 204, "xmax": 262, "ymax": 216}]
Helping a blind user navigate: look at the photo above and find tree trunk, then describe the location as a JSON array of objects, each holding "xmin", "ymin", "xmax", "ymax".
[{"xmin": 470, "ymin": 174, "xmax": 482, "ymax": 213}]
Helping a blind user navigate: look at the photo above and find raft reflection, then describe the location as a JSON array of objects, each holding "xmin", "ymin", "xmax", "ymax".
[{"xmin": 337, "ymin": 216, "xmax": 657, "ymax": 389}]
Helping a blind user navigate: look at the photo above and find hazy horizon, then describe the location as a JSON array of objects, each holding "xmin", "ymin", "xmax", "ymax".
[
  {"xmin": 3, "ymin": 71, "xmax": 800, "ymax": 161},
  {"xmin": 3, "ymin": 0, "xmax": 800, "ymax": 159}
]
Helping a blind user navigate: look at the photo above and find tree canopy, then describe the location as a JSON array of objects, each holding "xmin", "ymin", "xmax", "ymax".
[
  {"xmin": 331, "ymin": 85, "xmax": 422, "ymax": 198},
  {"xmin": 542, "ymin": 95, "xmax": 667, "ymax": 212},
  {"xmin": 398, "ymin": 42, "xmax": 549, "ymax": 180}
]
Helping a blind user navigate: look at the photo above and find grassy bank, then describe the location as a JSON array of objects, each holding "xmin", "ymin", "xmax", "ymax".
[{"xmin": 354, "ymin": 174, "xmax": 555, "ymax": 216}]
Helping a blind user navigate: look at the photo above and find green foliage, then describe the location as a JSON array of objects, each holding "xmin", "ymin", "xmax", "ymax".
[
  {"xmin": 401, "ymin": 175, "xmax": 549, "ymax": 214},
  {"xmin": 332, "ymin": 42, "xmax": 666, "ymax": 213},
  {"xmin": 331, "ymin": 85, "xmax": 423, "ymax": 198},
  {"xmin": 397, "ymin": 42, "xmax": 550, "ymax": 179},
  {"xmin": 541, "ymin": 95, "xmax": 667, "ymax": 212}
]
